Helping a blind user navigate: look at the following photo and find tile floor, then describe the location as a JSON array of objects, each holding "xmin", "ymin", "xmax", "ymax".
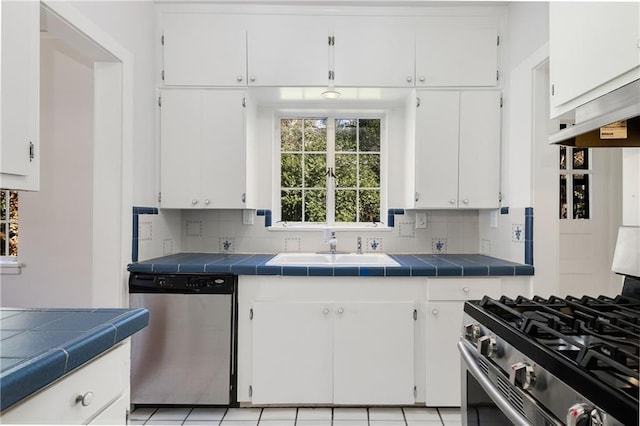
[{"xmin": 129, "ymin": 407, "xmax": 462, "ymax": 426}]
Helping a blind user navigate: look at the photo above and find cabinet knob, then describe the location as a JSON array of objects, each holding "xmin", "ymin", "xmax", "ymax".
[
  {"xmin": 449, "ymin": 199, "xmax": 456, "ymax": 205},
  {"xmin": 463, "ymin": 287, "xmax": 470, "ymax": 293},
  {"xmin": 191, "ymin": 199, "xmax": 198, "ymax": 205},
  {"xmin": 75, "ymin": 392, "xmax": 94, "ymax": 407},
  {"xmin": 250, "ymin": 76, "xmax": 256, "ymax": 82},
  {"xmin": 406, "ymin": 76, "xmax": 413, "ymax": 83},
  {"xmin": 322, "ymin": 308, "xmax": 330, "ymax": 315},
  {"xmin": 431, "ymin": 308, "xmax": 439, "ymax": 316},
  {"xmin": 463, "ymin": 199, "xmax": 469, "ymax": 204},
  {"xmin": 337, "ymin": 307, "xmax": 344, "ymax": 314},
  {"xmin": 419, "ymin": 76, "xmax": 425, "ymax": 82},
  {"xmin": 204, "ymin": 199, "xmax": 211, "ymax": 205},
  {"xmin": 237, "ymin": 75, "xmax": 243, "ymax": 82}
]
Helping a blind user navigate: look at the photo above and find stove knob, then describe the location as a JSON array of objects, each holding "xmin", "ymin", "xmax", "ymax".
[
  {"xmin": 464, "ymin": 323, "xmax": 480, "ymax": 342},
  {"xmin": 567, "ymin": 403, "xmax": 603, "ymax": 426},
  {"xmin": 477, "ymin": 335, "xmax": 497, "ymax": 358},
  {"xmin": 509, "ymin": 361, "xmax": 536, "ymax": 390}
]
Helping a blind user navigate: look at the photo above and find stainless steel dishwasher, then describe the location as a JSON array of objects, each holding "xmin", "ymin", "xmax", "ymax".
[{"xmin": 129, "ymin": 273, "xmax": 237, "ymax": 406}]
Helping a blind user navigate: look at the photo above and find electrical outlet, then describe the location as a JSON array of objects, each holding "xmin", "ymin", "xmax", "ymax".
[
  {"xmin": 243, "ymin": 209, "xmax": 254, "ymax": 225},
  {"xmin": 415, "ymin": 212, "xmax": 427, "ymax": 229}
]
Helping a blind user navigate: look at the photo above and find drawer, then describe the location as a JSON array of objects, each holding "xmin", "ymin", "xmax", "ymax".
[
  {"xmin": 1, "ymin": 342, "xmax": 130, "ymax": 424},
  {"xmin": 427, "ymin": 278, "xmax": 501, "ymax": 301}
]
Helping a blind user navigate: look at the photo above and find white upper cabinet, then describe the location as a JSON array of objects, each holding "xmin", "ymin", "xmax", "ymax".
[
  {"xmin": 549, "ymin": 2, "xmax": 640, "ymax": 116},
  {"xmin": 160, "ymin": 89, "xmax": 249, "ymax": 209},
  {"xmin": 161, "ymin": 14, "xmax": 247, "ymax": 86},
  {"xmin": 334, "ymin": 25, "xmax": 415, "ymax": 87},
  {"xmin": 247, "ymin": 20, "xmax": 328, "ymax": 87},
  {"xmin": 413, "ymin": 90, "xmax": 501, "ymax": 209},
  {"xmin": 416, "ymin": 22, "xmax": 499, "ymax": 87},
  {"xmin": 1, "ymin": 0, "xmax": 39, "ymax": 191}
]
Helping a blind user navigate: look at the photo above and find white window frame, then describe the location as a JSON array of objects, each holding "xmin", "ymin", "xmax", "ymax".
[
  {"xmin": 0, "ymin": 190, "xmax": 21, "ymax": 274},
  {"xmin": 559, "ymin": 146, "xmax": 592, "ymax": 220},
  {"xmin": 273, "ymin": 110, "xmax": 388, "ymax": 229}
]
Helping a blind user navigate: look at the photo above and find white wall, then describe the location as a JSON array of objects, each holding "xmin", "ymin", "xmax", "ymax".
[{"xmin": 2, "ymin": 39, "xmax": 94, "ymax": 307}]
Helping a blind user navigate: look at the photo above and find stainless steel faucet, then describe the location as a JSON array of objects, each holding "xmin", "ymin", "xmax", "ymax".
[
  {"xmin": 357, "ymin": 236, "xmax": 362, "ymax": 254},
  {"xmin": 329, "ymin": 231, "xmax": 337, "ymax": 254}
]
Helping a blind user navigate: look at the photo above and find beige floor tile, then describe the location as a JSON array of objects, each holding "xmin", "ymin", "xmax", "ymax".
[
  {"xmin": 296, "ymin": 408, "xmax": 332, "ymax": 421},
  {"xmin": 223, "ymin": 408, "xmax": 262, "ymax": 421},
  {"xmin": 184, "ymin": 421, "xmax": 221, "ymax": 426},
  {"xmin": 127, "ymin": 421, "xmax": 145, "ymax": 425},
  {"xmin": 260, "ymin": 407, "xmax": 297, "ymax": 420},
  {"xmin": 220, "ymin": 421, "xmax": 258, "ymax": 426},
  {"xmin": 369, "ymin": 421, "xmax": 406, "ymax": 426},
  {"xmin": 149, "ymin": 407, "xmax": 192, "ymax": 421},
  {"xmin": 403, "ymin": 407, "xmax": 441, "ymax": 422},
  {"xmin": 129, "ymin": 407, "xmax": 157, "ymax": 421},
  {"xmin": 369, "ymin": 407, "xmax": 404, "ymax": 421},
  {"xmin": 437, "ymin": 408, "xmax": 461, "ymax": 421},
  {"xmin": 333, "ymin": 407, "xmax": 368, "ymax": 420},
  {"xmin": 186, "ymin": 407, "xmax": 227, "ymax": 421},
  {"xmin": 144, "ymin": 421, "xmax": 183, "ymax": 426},
  {"xmin": 259, "ymin": 420, "xmax": 295, "ymax": 426},
  {"xmin": 332, "ymin": 421, "xmax": 368, "ymax": 426},
  {"xmin": 294, "ymin": 420, "xmax": 332, "ymax": 426}
]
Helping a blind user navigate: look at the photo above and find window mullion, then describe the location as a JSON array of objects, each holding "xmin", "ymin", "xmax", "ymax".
[{"xmin": 327, "ymin": 117, "xmax": 336, "ymax": 224}]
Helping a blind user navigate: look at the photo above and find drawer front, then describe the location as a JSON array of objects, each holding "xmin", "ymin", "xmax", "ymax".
[
  {"xmin": 427, "ymin": 278, "xmax": 501, "ymax": 301},
  {"xmin": 1, "ymin": 342, "xmax": 130, "ymax": 424}
]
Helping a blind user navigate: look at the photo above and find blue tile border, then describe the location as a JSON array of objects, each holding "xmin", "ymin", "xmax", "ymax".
[
  {"xmin": 132, "ymin": 206, "xmax": 159, "ymax": 263},
  {"xmin": 256, "ymin": 209, "xmax": 272, "ymax": 227},
  {"xmin": 387, "ymin": 208, "xmax": 405, "ymax": 227},
  {"xmin": 500, "ymin": 206, "xmax": 509, "ymax": 214},
  {"xmin": 524, "ymin": 207, "xmax": 534, "ymax": 265}
]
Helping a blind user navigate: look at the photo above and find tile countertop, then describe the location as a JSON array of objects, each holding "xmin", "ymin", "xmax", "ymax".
[
  {"xmin": 128, "ymin": 253, "xmax": 534, "ymax": 277},
  {"xmin": 0, "ymin": 307, "xmax": 149, "ymax": 412}
]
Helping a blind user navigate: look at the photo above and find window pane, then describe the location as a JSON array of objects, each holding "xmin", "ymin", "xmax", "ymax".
[
  {"xmin": 304, "ymin": 154, "xmax": 326, "ymax": 188},
  {"xmin": 336, "ymin": 153, "xmax": 357, "ymax": 187},
  {"xmin": 281, "ymin": 119, "xmax": 302, "ymax": 151},
  {"xmin": 359, "ymin": 119, "xmax": 380, "ymax": 152},
  {"xmin": 573, "ymin": 148, "xmax": 588, "ymax": 170},
  {"xmin": 336, "ymin": 190, "xmax": 357, "ymax": 222},
  {"xmin": 560, "ymin": 174, "xmax": 567, "ymax": 219},
  {"xmin": 335, "ymin": 119, "xmax": 357, "ymax": 152},
  {"xmin": 0, "ymin": 191, "xmax": 6, "ymax": 221},
  {"xmin": 359, "ymin": 154, "xmax": 380, "ymax": 188},
  {"xmin": 10, "ymin": 192, "xmax": 17, "ymax": 221},
  {"xmin": 559, "ymin": 146, "xmax": 566, "ymax": 170},
  {"xmin": 9, "ymin": 222, "xmax": 17, "ymax": 256},
  {"xmin": 304, "ymin": 119, "xmax": 327, "ymax": 151},
  {"xmin": 359, "ymin": 190, "xmax": 380, "ymax": 222},
  {"xmin": 281, "ymin": 190, "xmax": 302, "ymax": 222},
  {"xmin": 573, "ymin": 174, "xmax": 590, "ymax": 219},
  {"xmin": 305, "ymin": 190, "xmax": 326, "ymax": 222},
  {"xmin": 0, "ymin": 223, "xmax": 5, "ymax": 256},
  {"xmin": 281, "ymin": 154, "xmax": 302, "ymax": 187}
]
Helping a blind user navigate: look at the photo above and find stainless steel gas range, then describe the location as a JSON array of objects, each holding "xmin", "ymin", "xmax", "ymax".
[{"xmin": 459, "ymin": 294, "xmax": 639, "ymax": 426}]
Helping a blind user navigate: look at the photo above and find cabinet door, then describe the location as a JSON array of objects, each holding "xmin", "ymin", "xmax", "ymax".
[
  {"xmin": 247, "ymin": 25, "xmax": 328, "ymax": 87},
  {"xmin": 549, "ymin": 2, "xmax": 640, "ymax": 110},
  {"xmin": 416, "ymin": 26, "xmax": 498, "ymax": 87},
  {"xmin": 201, "ymin": 90, "xmax": 246, "ymax": 208},
  {"xmin": 1, "ymin": 0, "xmax": 39, "ymax": 190},
  {"xmin": 334, "ymin": 28, "xmax": 415, "ymax": 88},
  {"xmin": 458, "ymin": 91, "xmax": 501, "ymax": 209},
  {"xmin": 414, "ymin": 91, "xmax": 460, "ymax": 208},
  {"xmin": 251, "ymin": 302, "xmax": 333, "ymax": 404},
  {"xmin": 160, "ymin": 90, "xmax": 203, "ymax": 208},
  {"xmin": 162, "ymin": 17, "xmax": 246, "ymax": 86},
  {"xmin": 425, "ymin": 301, "xmax": 463, "ymax": 406},
  {"xmin": 333, "ymin": 302, "xmax": 415, "ymax": 405}
]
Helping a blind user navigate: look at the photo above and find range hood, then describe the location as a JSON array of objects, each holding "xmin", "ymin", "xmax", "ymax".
[{"xmin": 549, "ymin": 79, "xmax": 640, "ymax": 147}]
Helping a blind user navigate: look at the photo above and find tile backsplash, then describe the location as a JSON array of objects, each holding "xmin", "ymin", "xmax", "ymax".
[{"xmin": 136, "ymin": 209, "xmax": 481, "ymax": 261}]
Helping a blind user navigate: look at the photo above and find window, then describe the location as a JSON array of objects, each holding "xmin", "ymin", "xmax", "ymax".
[
  {"xmin": 559, "ymin": 146, "xmax": 590, "ymax": 219},
  {"xmin": 0, "ymin": 190, "xmax": 18, "ymax": 257},
  {"xmin": 279, "ymin": 117, "xmax": 382, "ymax": 225}
]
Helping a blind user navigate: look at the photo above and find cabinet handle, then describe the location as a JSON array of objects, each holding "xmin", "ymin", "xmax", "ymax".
[
  {"xmin": 463, "ymin": 287, "xmax": 470, "ymax": 294},
  {"xmin": 406, "ymin": 76, "xmax": 413, "ymax": 83},
  {"xmin": 204, "ymin": 199, "xmax": 211, "ymax": 205},
  {"xmin": 449, "ymin": 199, "xmax": 456, "ymax": 205},
  {"xmin": 237, "ymin": 75, "xmax": 243, "ymax": 82},
  {"xmin": 337, "ymin": 307, "xmax": 344, "ymax": 314},
  {"xmin": 250, "ymin": 76, "xmax": 256, "ymax": 82},
  {"xmin": 75, "ymin": 392, "xmax": 94, "ymax": 407},
  {"xmin": 419, "ymin": 76, "xmax": 425, "ymax": 82},
  {"xmin": 432, "ymin": 309, "xmax": 439, "ymax": 316},
  {"xmin": 323, "ymin": 308, "xmax": 330, "ymax": 315},
  {"xmin": 462, "ymin": 199, "xmax": 469, "ymax": 204},
  {"xmin": 415, "ymin": 192, "xmax": 420, "ymax": 202},
  {"xmin": 191, "ymin": 199, "xmax": 198, "ymax": 205}
]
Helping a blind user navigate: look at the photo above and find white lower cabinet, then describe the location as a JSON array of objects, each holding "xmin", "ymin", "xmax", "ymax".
[
  {"xmin": 251, "ymin": 301, "xmax": 415, "ymax": 405},
  {"xmin": 1, "ymin": 342, "xmax": 130, "ymax": 424}
]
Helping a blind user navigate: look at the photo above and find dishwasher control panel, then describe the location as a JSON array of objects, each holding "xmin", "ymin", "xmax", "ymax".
[{"xmin": 129, "ymin": 273, "xmax": 236, "ymax": 294}]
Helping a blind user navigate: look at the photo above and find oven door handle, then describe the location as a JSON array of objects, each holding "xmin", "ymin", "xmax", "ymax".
[{"xmin": 458, "ymin": 340, "xmax": 531, "ymax": 426}]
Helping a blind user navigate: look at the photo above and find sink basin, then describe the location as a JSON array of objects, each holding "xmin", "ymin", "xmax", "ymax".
[{"xmin": 265, "ymin": 252, "xmax": 400, "ymax": 267}]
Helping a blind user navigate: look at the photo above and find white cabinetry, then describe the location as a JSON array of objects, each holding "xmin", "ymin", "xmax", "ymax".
[
  {"xmin": 1, "ymin": 0, "xmax": 39, "ymax": 191},
  {"xmin": 247, "ymin": 24, "xmax": 328, "ymax": 87},
  {"xmin": 413, "ymin": 90, "xmax": 501, "ymax": 209},
  {"xmin": 0, "ymin": 342, "xmax": 130, "ymax": 424},
  {"xmin": 549, "ymin": 2, "xmax": 640, "ymax": 117},
  {"xmin": 425, "ymin": 279, "xmax": 501, "ymax": 407},
  {"xmin": 251, "ymin": 300, "xmax": 415, "ymax": 405},
  {"xmin": 161, "ymin": 14, "xmax": 247, "ymax": 86},
  {"xmin": 334, "ymin": 26, "xmax": 415, "ymax": 88},
  {"xmin": 416, "ymin": 24, "xmax": 499, "ymax": 87},
  {"xmin": 160, "ymin": 89, "xmax": 250, "ymax": 209}
]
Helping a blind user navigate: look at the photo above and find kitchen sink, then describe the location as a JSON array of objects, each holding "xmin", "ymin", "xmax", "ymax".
[{"xmin": 265, "ymin": 252, "xmax": 400, "ymax": 267}]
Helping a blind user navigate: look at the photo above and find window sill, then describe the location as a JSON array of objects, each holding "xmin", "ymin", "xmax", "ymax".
[
  {"xmin": 0, "ymin": 261, "xmax": 23, "ymax": 275},
  {"xmin": 267, "ymin": 223, "xmax": 392, "ymax": 232}
]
